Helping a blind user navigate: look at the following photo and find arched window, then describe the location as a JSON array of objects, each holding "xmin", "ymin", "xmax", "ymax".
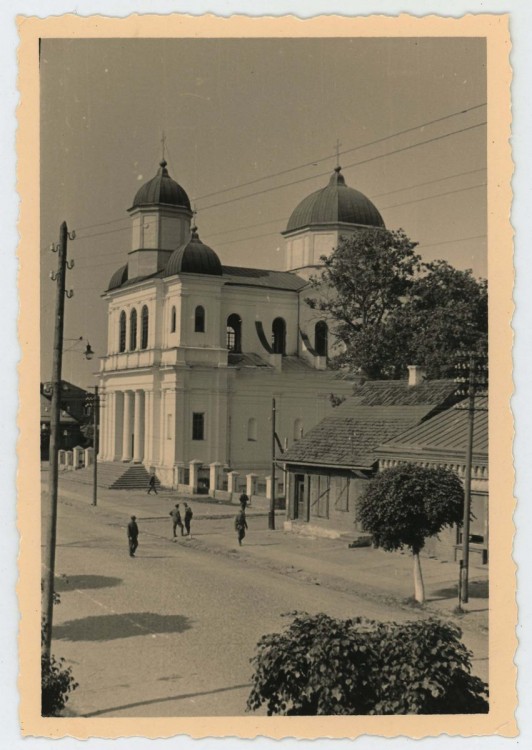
[
  {"xmin": 129, "ymin": 308, "xmax": 137, "ymax": 351},
  {"xmin": 247, "ymin": 417, "xmax": 257, "ymax": 442},
  {"xmin": 194, "ymin": 305, "xmax": 205, "ymax": 333},
  {"xmin": 119, "ymin": 310, "xmax": 126, "ymax": 353},
  {"xmin": 141, "ymin": 305, "xmax": 149, "ymax": 349},
  {"xmin": 226, "ymin": 313, "xmax": 242, "ymax": 353},
  {"xmin": 315, "ymin": 320, "xmax": 328, "ymax": 357},
  {"xmin": 293, "ymin": 418, "xmax": 303, "ymax": 441},
  {"xmin": 272, "ymin": 317, "xmax": 286, "ymax": 355},
  {"xmin": 170, "ymin": 305, "xmax": 176, "ymax": 333}
]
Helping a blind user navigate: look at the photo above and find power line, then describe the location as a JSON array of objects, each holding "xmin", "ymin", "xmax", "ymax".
[
  {"xmin": 193, "ymin": 103, "xmax": 486, "ymax": 202},
  {"xmin": 418, "ymin": 234, "xmax": 486, "ymax": 249},
  {"xmin": 199, "ymin": 121, "xmax": 487, "ymax": 213}
]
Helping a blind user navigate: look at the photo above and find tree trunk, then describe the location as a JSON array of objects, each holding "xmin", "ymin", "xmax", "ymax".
[{"xmin": 413, "ymin": 551, "xmax": 425, "ymax": 603}]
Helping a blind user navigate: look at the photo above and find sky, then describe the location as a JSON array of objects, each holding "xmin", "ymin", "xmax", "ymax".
[{"xmin": 40, "ymin": 37, "xmax": 487, "ymax": 386}]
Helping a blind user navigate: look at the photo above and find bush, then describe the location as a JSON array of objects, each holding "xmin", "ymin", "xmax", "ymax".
[
  {"xmin": 42, "ymin": 653, "xmax": 79, "ymax": 717},
  {"xmin": 247, "ymin": 612, "xmax": 488, "ymax": 716}
]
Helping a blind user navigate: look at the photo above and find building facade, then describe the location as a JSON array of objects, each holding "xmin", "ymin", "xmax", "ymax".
[{"xmin": 98, "ymin": 159, "xmax": 384, "ymax": 486}]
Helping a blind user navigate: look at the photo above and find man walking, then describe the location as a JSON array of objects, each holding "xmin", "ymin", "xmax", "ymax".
[
  {"xmin": 184, "ymin": 503, "xmax": 193, "ymax": 538},
  {"xmin": 127, "ymin": 515, "xmax": 139, "ymax": 557},
  {"xmin": 239, "ymin": 492, "xmax": 249, "ymax": 510},
  {"xmin": 234, "ymin": 508, "xmax": 248, "ymax": 546},
  {"xmin": 169, "ymin": 504, "xmax": 184, "ymax": 538},
  {"xmin": 147, "ymin": 473, "xmax": 158, "ymax": 495}
]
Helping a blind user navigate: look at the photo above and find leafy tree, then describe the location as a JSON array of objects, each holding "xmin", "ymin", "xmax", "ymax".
[
  {"xmin": 357, "ymin": 465, "xmax": 464, "ymax": 603},
  {"xmin": 305, "ymin": 228, "xmax": 420, "ymax": 379},
  {"xmin": 41, "ymin": 583, "xmax": 78, "ymax": 716},
  {"xmin": 247, "ymin": 612, "xmax": 488, "ymax": 715}
]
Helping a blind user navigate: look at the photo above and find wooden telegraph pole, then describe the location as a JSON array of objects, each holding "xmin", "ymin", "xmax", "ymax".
[
  {"xmin": 42, "ymin": 221, "xmax": 74, "ymax": 661},
  {"xmin": 269, "ymin": 397, "xmax": 276, "ymax": 530},
  {"xmin": 89, "ymin": 385, "xmax": 99, "ymax": 507}
]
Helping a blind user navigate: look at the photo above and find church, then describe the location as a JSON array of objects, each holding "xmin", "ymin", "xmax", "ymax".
[{"xmin": 97, "ymin": 158, "xmax": 386, "ymax": 487}]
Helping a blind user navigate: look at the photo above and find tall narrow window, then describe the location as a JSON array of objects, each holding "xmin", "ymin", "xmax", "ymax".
[
  {"xmin": 141, "ymin": 305, "xmax": 149, "ymax": 349},
  {"xmin": 226, "ymin": 313, "xmax": 242, "ymax": 352},
  {"xmin": 192, "ymin": 412, "xmax": 205, "ymax": 440},
  {"xmin": 194, "ymin": 305, "xmax": 205, "ymax": 333},
  {"xmin": 272, "ymin": 317, "xmax": 286, "ymax": 354},
  {"xmin": 170, "ymin": 305, "xmax": 176, "ymax": 333},
  {"xmin": 315, "ymin": 320, "xmax": 328, "ymax": 357},
  {"xmin": 119, "ymin": 310, "xmax": 126, "ymax": 352},
  {"xmin": 247, "ymin": 417, "xmax": 257, "ymax": 442},
  {"xmin": 293, "ymin": 418, "xmax": 303, "ymax": 441},
  {"xmin": 129, "ymin": 308, "xmax": 137, "ymax": 351}
]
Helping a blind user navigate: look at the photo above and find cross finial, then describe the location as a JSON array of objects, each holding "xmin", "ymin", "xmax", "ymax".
[
  {"xmin": 335, "ymin": 138, "xmax": 341, "ymax": 169},
  {"xmin": 161, "ymin": 131, "xmax": 167, "ymax": 161}
]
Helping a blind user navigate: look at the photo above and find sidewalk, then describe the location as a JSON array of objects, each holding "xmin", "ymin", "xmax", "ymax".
[{"xmin": 47, "ymin": 472, "xmax": 488, "ymax": 632}]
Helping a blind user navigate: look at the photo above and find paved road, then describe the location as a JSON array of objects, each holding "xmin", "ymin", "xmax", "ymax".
[{"xmin": 47, "ymin": 498, "xmax": 488, "ymax": 717}]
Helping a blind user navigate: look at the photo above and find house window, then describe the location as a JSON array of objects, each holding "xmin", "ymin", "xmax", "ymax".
[
  {"xmin": 315, "ymin": 320, "xmax": 328, "ymax": 357},
  {"xmin": 226, "ymin": 313, "xmax": 242, "ymax": 352},
  {"xmin": 170, "ymin": 305, "xmax": 176, "ymax": 333},
  {"xmin": 247, "ymin": 417, "xmax": 257, "ymax": 441},
  {"xmin": 119, "ymin": 310, "xmax": 126, "ymax": 352},
  {"xmin": 194, "ymin": 305, "xmax": 205, "ymax": 333},
  {"xmin": 293, "ymin": 418, "xmax": 303, "ymax": 441},
  {"xmin": 129, "ymin": 308, "xmax": 137, "ymax": 350},
  {"xmin": 141, "ymin": 305, "xmax": 149, "ymax": 349},
  {"xmin": 272, "ymin": 317, "xmax": 286, "ymax": 354},
  {"xmin": 192, "ymin": 412, "xmax": 205, "ymax": 440}
]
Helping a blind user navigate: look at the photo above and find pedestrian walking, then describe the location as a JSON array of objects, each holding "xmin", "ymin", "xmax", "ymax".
[
  {"xmin": 239, "ymin": 492, "xmax": 249, "ymax": 510},
  {"xmin": 169, "ymin": 504, "xmax": 184, "ymax": 538},
  {"xmin": 127, "ymin": 515, "xmax": 139, "ymax": 557},
  {"xmin": 234, "ymin": 508, "xmax": 248, "ymax": 546},
  {"xmin": 184, "ymin": 503, "xmax": 193, "ymax": 538},
  {"xmin": 147, "ymin": 473, "xmax": 158, "ymax": 495}
]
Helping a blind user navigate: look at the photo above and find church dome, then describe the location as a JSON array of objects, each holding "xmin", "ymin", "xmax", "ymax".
[
  {"xmin": 131, "ymin": 160, "xmax": 191, "ymax": 210},
  {"xmin": 107, "ymin": 263, "xmax": 128, "ymax": 290},
  {"xmin": 164, "ymin": 227, "xmax": 223, "ymax": 277},
  {"xmin": 285, "ymin": 167, "xmax": 385, "ymax": 233}
]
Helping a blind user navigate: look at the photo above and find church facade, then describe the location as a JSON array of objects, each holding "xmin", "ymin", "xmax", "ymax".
[{"xmin": 97, "ymin": 159, "xmax": 385, "ymax": 486}]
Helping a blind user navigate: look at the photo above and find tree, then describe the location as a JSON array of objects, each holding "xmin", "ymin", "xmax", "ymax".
[
  {"xmin": 390, "ymin": 260, "xmax": 488, "ymax": 378},
  {"xmin": 246, "ymin": 611, "xmax": 488, "ymax": 715},
  {"xmin": 41, "ymin": 584, "xmax": 78, "ymax": 716},
  {"xmin": 305, "ymin": 228, "xmax": 420, "ymax": 379},
  {"xmin": 357, "ymin": 464, "xmax": 464, "ymax": 603}
]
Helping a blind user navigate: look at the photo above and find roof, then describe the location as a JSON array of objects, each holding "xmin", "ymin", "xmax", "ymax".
[
  {"xmin": 165, "ymin": 228, "xmax": 223, "ymax": 277},
  {"xmin": 221, "ymin": 266, "xmax": 307, "ymax": 291},
  {"xmin": 40, "ymin": 394, "xmax": 78, "ymax": 424},
  {"xmin": 282, "ymin": 378, "xmax": 461, "ymax": 469},
  {"xmin": 228, "ymin": 352, "xmax": 270, "ymax": 368},
  {"xmin": 131, "ymin": 160, "xmax": 191, "ymax": 211},
  {"xmin": 376, "ymin": 397, "xmax": 488, "ymax": 465},
  {"xmin": 285, "ymin": 167, "xmax": 385, "ymax": 234}
]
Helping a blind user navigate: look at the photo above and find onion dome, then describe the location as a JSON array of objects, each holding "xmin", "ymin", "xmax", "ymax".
[
  {"xmin": 285, "ymin": 167, "xmax": 385, "ymax": 233},
  {"xmin": 164, "ymin": 227, "xmax": 223, "ymax": 277},
  {"xmin": 107, "ymin": 263, "xmax": 128, "ymax": 290},
  {"xmin": 131, "ymin": 160, "xmax": 191, "ymax": 210}
]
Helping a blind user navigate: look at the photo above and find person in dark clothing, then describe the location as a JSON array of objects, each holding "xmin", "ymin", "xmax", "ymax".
[
  {"xmin": 127, "ymin": 516, "xmax": 139, "ymax": 557},
  {"xmin": 169, "ymin": 504, "xmax": 184, "ymax": 538},
  {"xmin": 239, "ymin": 492, "xmax": 249, "ymax": 510},
  {"xmin": 234, "ymin": 508, "xmax": 248, "ymax": 546},
  {"xmin": 184, "ymin": 503, "xmax": 193, "ymax": 537},
  {"xmin": 147, "ymin": 474, "xmax": 158, "ymax": 495}
]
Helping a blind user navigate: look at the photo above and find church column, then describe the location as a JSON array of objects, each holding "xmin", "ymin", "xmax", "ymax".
[
  {"xmin": 98, "ymin": 390, "xmax": 107, "ymax": 459},
  {"xmin": 143, "ymin": 390, "xmax": 153, "ymax": 466},
  {"xmin": 107, "ymin": 392, "xmax": 116, "ymax": 460},
  {"xmin": 133, "ymin": 390, "xmax": 145, "ymax": 463},
  {"xmin": 121, "ymin": 390, "xmax": 133, "ymax": 461}
]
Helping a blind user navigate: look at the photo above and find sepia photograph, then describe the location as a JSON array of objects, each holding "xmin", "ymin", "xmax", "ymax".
[{"xmin": 15, "ymin": 11, "xmax": 515, "ymax": 740}]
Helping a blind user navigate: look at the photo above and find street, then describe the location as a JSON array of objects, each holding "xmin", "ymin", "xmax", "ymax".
[{"xmin": 46, "ymin": 490, "xmax": 488, "ymax": 717}]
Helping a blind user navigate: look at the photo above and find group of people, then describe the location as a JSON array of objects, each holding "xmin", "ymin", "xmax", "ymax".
[{"xmin": 127, "ymin": 490, "xmax": 252, "ymax": 556}]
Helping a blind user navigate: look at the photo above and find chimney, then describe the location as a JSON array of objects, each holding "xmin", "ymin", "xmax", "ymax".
[{"xmin": 407, "ymin": 365, "xmax": 426, "ymax": 387}]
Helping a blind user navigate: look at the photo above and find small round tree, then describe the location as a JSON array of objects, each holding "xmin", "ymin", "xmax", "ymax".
[{"xmin": 357, "ymin": 464, "xmax": 464, "ymax": 603}]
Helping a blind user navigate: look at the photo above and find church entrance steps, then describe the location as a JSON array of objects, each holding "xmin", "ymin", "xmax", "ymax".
[{"xmin": 62, "ymin": 461, "xmax": 166, "ymax": 491}]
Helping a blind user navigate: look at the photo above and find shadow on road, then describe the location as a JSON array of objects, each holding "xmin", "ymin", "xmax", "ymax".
[
  {"xmin": 81, "ymin": 681, "xmax": 252, "ymax": 717},
  {"xmin": 433, "ymin": 579, "xmax": 489, "ymax": 600},
  {"xmin": 55, "ymin": 574, "xmax": 123, "ymax": 592},
  {"xmin": 53, "ymin": 612, "xmax": 193, "ymax": 641}
]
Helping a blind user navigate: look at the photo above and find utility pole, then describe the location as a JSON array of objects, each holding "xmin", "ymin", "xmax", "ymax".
[
  {"xmin": 42, "ymin": 221, "xmax": 74, "ymax": 661},
  {"xmin": 269, "ymin": 397, "xmax": 276, "ymax": 530}
]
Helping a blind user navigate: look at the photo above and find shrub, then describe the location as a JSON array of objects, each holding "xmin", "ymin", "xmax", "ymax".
[
  {"xmin": 41, "ymin": 653, "xmax": 79, "ymax": 717},
  {"xmin": 247, "ymin": 612, "xmax": 488, "ymax": 716}
]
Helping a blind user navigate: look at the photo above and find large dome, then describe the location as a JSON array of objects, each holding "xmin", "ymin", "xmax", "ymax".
[
  {"xmin": 164, "ymin": 227, "xmax": 223, "ymax": 277},
  {"xmin": 131, "ymin": 160, "xmax": 191, "ymax": 210},
  {"xmin": 285, "ymin": 167, "xmax": 385, "ymax": 233}
]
